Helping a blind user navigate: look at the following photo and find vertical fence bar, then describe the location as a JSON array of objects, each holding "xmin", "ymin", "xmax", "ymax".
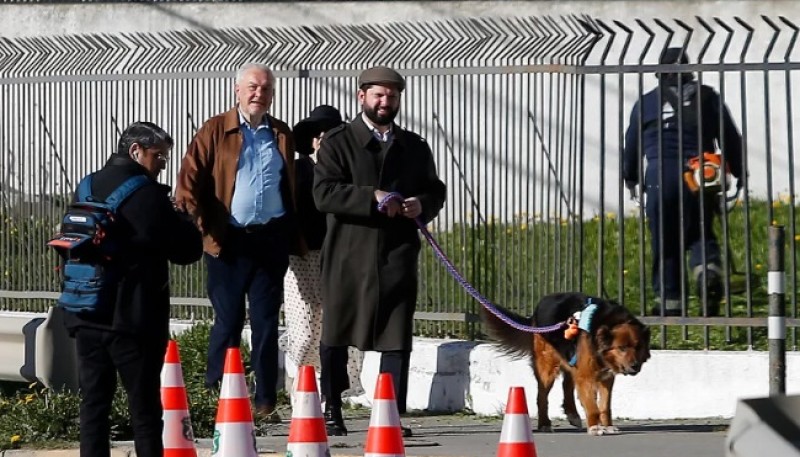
[{"xmin": 767, "ymin": 225, "xmax": 785, "ymax": 395}]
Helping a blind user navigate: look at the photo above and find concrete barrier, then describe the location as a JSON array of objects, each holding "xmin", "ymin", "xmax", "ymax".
[
  {"xmin": 3, "ymin": 316, "xmax": 798, "ymax": 420},
  {"xmin": 0, "ymin": 307, "xmax": 78, "ymax": 391}
]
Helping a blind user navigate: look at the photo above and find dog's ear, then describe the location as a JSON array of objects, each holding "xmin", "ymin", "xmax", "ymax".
[
  {"xmin": 642, "ymin": 325, "xmax": 652, "ymax": 344},
  {"xmin": 595, "ymin": 325, "xmax": 614, "ymax": 351},
  {"xmin": 639, "ymin": 325, "xmax": 652, "ymax": 360}
]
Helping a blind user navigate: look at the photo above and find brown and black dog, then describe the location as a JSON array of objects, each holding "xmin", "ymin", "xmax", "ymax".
[{"xmin": 480, "ymin": 292, "xmax": 651, "ymax": 436}]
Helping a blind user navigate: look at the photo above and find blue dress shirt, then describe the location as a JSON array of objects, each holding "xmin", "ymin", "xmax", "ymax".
[{"xmin": 229, "ymin": 112, "xmax": 286, "ymax": 226}]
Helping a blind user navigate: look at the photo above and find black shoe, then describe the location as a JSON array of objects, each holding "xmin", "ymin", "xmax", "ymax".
[
  {"xmin": 325, "ymin": 403, "xmax": 347, "ymax": 436},
  {"xmin": 326, "ymin": 422, "xmax": 348, "ymax": 436},
  {"xmin": 401, "ymin": 425, "xmax": 413, "ymax": 438}
]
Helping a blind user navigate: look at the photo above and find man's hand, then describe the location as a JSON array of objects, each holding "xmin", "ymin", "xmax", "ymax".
[
  {"xmin": 172, "ymin": 197, "xmax": 187, "ymax": 212},
  {"xmin": 375, "ymin": 190, "xmax": 402, "ymax": 217},
  {"xmin": 402, "ymin": 197, "xmax": 422, "ymax": 219}
]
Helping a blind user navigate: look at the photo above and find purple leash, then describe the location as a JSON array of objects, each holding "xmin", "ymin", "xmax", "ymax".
[{"xmin": 377, "ymin": 192, "xmax": 566, "ymax": 334}]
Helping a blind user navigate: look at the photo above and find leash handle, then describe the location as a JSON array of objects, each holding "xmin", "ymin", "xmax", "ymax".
[{"xmin": 376, "ymin": 192, "xmax": 565, "ymax": 334}]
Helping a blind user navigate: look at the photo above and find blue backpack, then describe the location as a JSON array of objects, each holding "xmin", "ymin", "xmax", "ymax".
[{"xmin": 48, "ymin": 174, "xmax": 149, "ymax": 314}]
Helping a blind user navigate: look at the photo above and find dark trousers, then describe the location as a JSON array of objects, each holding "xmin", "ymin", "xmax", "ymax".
[
  {"xmin": 75, "ymin": 327, "xmax": 167, "ymax": 457},
  {"xmin": 205, "ymin": 222, "xmax": 289, "ymax": 407},
  {"xmin": 321, "ymin": 344, "xmax": 410, "ymax": 414},
  {"xmin": 645, "ymin": 164, "xmax": 721, "ymax": 301}
]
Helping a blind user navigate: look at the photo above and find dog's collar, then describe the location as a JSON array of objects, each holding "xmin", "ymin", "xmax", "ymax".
[
  {"xmin": 568, "ymin": 298, "xmax": 600, "ymax": 367},
  {"xmin": 578, "ymin": 300, "xmax": 598, "ymax": 332}
]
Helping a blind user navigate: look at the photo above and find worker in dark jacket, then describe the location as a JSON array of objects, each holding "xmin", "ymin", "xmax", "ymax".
[
  {"xmin": 64, "ymin": 122, "xmax": 203, "ymax": 457},
  {"xmin": 314, "ymin": 66, "xmax": 446, "ymax": 436},
  {"xmin": 623, "ymin": 48, "xmax": 743, "ymax": 316}
]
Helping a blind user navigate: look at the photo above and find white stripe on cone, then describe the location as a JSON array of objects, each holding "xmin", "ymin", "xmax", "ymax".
[
  {"xmin": 212, "ymin": 422, "xmax": 257, "ymax": 457},
  {"xmin": 219, "ymin": 373, "xmax": 249, "ymax": 399},
  {"xmin": 499, "ymin": 414, "xmax": 534, "ymax": 443},
  {"xmin": 161, "ymin": 363, "xmax": 185, "ymax": 388},
  {"xmin": 368, "ymin": 399, "xmax": 401, "ymax": 427},
  {"xmin": 286, "ymin": 442, "xmax": 330, "ymax": 455},
  {"xmin": 163, "ymin": 410, "xmax": 195, "ymax": 448},
  {"xmin": 291, "ymin": 391, "xmax": 324, "ymax": 419}
]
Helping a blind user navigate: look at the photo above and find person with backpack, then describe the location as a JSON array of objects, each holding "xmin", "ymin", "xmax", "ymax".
[
  {"xmin": 57, "ymin": 122, "xmax": 202, "ymax": 457},
  {"xmin": 622, "ymin": 48, "xmax": 744, "ymax": 317}
]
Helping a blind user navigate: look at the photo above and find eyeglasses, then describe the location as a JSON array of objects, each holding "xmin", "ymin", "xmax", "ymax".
[{"xmin": 140, "ymin": 145, "xmax": 170, "ymax": 162}]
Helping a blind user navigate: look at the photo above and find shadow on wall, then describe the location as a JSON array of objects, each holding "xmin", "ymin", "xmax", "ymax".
[{"xmin": 427, "ymin": 340, "xmax": 480, "ymax": 412}]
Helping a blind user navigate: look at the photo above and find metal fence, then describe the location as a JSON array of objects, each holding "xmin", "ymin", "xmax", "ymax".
[{"xmin": 0, "ymin": 15, "xmax": 798, "ymax": 348}]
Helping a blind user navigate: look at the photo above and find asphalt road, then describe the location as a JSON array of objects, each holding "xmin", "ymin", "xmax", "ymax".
[{"xmin": 241, "ymin": 413, "xmax": 730, "ymax": 457}]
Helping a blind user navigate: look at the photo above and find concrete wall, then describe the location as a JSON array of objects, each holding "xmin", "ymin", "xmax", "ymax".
[
  {"xmin": 352, "ymin": 338, "xmax": 800, "ymax": 420},
  {"xmin": 175, "ymin": 320, "xmax": 800, "ymax": 419},
  {"xmin": 1, "ymin": 1, "xmax": 797, "ymax": 39}
]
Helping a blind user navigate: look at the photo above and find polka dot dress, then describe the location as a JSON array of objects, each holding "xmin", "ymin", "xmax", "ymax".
[{"xmin": 283, "ymin": 250, "xmax": 364, "ymax": 396}]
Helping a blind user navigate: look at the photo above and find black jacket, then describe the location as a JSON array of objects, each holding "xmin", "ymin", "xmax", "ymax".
[
  {"xmin": 313, "ymin": 116, "xmax": 446, "ymax": 351},
  {"xmin": 295, "ymin": 156, "xmax": 327, "ymax": 251},
  {"xmin": 63, "ymin": 155, "xmax": 203, "ymax": 339},
  {"xmin": 623, "ymin": 81, "xmax": 743, "ymax": 185}
]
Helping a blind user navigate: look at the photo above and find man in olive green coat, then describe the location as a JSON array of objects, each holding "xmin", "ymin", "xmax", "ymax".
[{"xmin": 313, "ymin": 66, "xmax": 446, "ymax": 436}]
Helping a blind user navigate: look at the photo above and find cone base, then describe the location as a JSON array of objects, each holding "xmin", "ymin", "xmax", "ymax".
[
  {"xmin": 212, "ymin": 422, "xmax": 258, "ymax": 457},
  {"xmin": 164, "ymin": 449, "xmax": 198, "ymax": 457},
  {"xmin": 286, "ymin": 442, "xmax": 330, "ymax": 456},
  {"xmin": 497, "ymin": 442, "xmax": 538, "ymax": 457}
]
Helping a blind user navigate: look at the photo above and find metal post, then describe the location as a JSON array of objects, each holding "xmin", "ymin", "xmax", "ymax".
[{"xmin": 767, "ymin": 225, "xmax": 785, "ymax": 395}]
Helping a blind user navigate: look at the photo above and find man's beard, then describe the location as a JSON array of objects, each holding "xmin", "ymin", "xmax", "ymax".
[{"xmin": 363, "ymin": 104, "xmax": 398, "ymax": 126}]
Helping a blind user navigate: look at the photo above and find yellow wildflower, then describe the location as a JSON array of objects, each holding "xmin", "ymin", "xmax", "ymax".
[
  {"xmin": 606, "ymin": 212, "xmax": 616, "ymax": 220},
  {"xmin": 24, "ymin": 394, "xmax": 34, "ymax": 404},
  {"xmin": 520, "ymin": 223, "xmax": 528, "ymax": 231},
  {"xmin": 755, "ymin": 264, "xmax": 762, "ymax": 270},
  {"xmin": 795, "ymin": 234, "xmax": 800, "ymax": 242},
  {"xmin": 10, "ymin": 435, "xmax": 20, "ymax": 444},
  {"xmin": 772, "ymin": 200, "xmax": 782, "ymax": 208}
]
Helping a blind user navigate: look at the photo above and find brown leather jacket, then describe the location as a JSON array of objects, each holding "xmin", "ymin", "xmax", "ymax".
[{"xmin": 176, "ymin": 107, "xmax": 305, "ymax": 256}]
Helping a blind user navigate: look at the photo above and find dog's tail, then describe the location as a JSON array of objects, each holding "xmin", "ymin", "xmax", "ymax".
[{"xmin": 478, "ymin": 304, "xmax": 533, "ymax": 360}]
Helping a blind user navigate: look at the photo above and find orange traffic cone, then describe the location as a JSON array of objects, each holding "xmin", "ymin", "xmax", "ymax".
[
  {"xmin": 211, "ymin": 347, "xmax": 258, "ymax": 457},
  {"xmin": 364, "ymin": 373, "xmax": 405, "ymax": 457},
  {"xmin": 497, "ymin": 387, "xmax": 538, "ymax": 457},
  {"xmin": 287, "ymin": 365, "xmax": 330, "ymax": 456},
  {"xmin": 161, "ymin": 340, "xmax": 198, "ymax": 457}
]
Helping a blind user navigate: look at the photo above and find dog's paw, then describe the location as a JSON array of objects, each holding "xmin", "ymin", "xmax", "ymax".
[
  {"xmin": 601, "ymin": 425, "xmax": 620, "ymax": 435},
  {"xmin": 566, "ymin": 413, "xmax": 582, "ymax": 429},
  {"xmin": 537, "ymin": 425, "xmax": 553, "ymax": 433},
  {"xmin": 587, "ymin": 425, "xmax": 620, "ymax": 436}
]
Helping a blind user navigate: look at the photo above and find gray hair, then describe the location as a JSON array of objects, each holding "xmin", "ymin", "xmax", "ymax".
[
  {"xmin": 116, "ymin": 121, "xmax": 173, "ymax": 156},
  {"xmin": 235, "ymin": 63, "xmax": 275, "ymax": 85}
]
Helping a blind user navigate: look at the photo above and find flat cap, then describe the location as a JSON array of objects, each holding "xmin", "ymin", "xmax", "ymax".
[{"xmin": 358, "ymin": 66, "xmax": 405, "ymax": 92}]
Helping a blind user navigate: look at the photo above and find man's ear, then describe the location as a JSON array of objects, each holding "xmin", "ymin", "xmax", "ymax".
[{"xmin": 129, "ymin": 143, "xmax": 139, "ymax": 160}]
